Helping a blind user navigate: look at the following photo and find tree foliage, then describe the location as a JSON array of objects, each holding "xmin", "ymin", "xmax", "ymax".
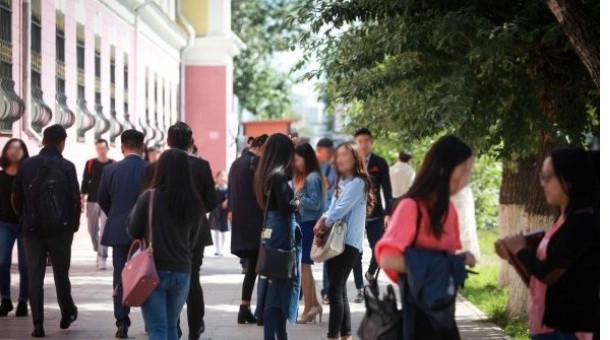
[
  {"xmin": 294, "ymin": 0, "xmax": 599, "ymax": 160},
  {"xmin": 232, "ymin": 0, "xmax": 300, "ymax": 119}
]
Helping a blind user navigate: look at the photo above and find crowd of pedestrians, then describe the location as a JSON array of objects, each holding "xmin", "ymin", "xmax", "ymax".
[{"xmin": 0, "ymin": 122, "xmax": 598, "ymax": 340}]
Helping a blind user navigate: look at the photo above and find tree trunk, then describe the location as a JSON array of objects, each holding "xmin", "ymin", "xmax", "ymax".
[{"xmin": 546, "ymin": 0, "xmax": 599, "ymax": 88}]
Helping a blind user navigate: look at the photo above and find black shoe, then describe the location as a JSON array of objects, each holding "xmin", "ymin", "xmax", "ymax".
[
  {"xmin": 31, "ymin": 324, "xmax": 45, "ymax": 337},
  {"xmin": 60, "ymin": 307, "xmax": 77, "ymax": 329},
  {"xmin": 354, "ymin": 289, "xmax": 364, "ymax": 303},
  {"xmin": 15, "ymin": 301, "xmax": 28, "ymax": 317},
  {"xmin": 237, "ymin": 305, "xmax": 257, "ymax": 324},
  {"xmin": 0, "ymin": 298, "xmax": 13, "ymax": 317},
  {"xmin": 115, "ymin": 325, "xmax": 128, "ymax": 338},
  {"xmin": 189, "ymin": 323, "xmax": 205, "ymax": 339}
]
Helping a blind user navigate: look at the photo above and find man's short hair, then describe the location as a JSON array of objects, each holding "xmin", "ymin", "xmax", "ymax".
[
  {"xmin": 42, "ymin": 124, "xmax": 67, "ymax": 146},
  {"xmin": 167, "ymin": 122, "xmax": 193, "ymax": 151},
  {"xmin": 399, "ymin": 150, "xmax": 412, "ymax": 163},
  {"xmin": 95, "ymin": 139, "xmax": 109, "ymax": 148},
  {"xmin": 354, "ymin": 128, "xmax": 372, "ymax": 138},
  {"xmin": 121, "ymin": 129, "xmax": 144, "ymax": 150},
  {"xmin": 316, "ymin": 137, "xmax": 334, "ymax": 150}
]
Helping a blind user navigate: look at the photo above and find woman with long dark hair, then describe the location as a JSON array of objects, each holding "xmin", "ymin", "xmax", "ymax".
[
  {"xmin": 313, "ymin": 141, "xmax": 374, "ymax": 340},
  {"xmin": 496, "ymin": 148, "xmax": 598, "ymax": 340},
  {"xmin": 128, "ymin": 149, "xmax": 203, "ymax": 340},
  {"xmin": 293, "ymin": 143, "xmax": 325, "ymax": 324},
  {"xmin": 376, "ymin": 135, "xmax": 476, "ymax": 340},
  {"xmin": 0, "ymin": 139, "xmax": 29, "ymax": 317},
  {"xmin": 253, "ymin": 134, "xmax": 302, "ymax": 340}
]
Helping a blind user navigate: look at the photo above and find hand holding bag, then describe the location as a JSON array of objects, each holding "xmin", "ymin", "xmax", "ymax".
[
  {"xmin": 310, "ymin": 219, "xmax": 347, "ymax": 262},
  {"xmin": 121, "ymin": 190, "xmax": 160, "ymax": 307},
  {"xmin": 255, "ymin": 190, "xmax": 297, "ymax": 279}
]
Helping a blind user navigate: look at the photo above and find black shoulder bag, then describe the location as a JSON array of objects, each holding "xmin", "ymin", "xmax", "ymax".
[{"xmin": 255, "ymin": 189, "xmax": 296, "ymax": 279}]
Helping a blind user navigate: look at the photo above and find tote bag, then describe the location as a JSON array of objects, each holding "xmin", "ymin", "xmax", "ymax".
[{"xmin": 310, "ymin": 219, "xmax": 347, "ymax": 262}]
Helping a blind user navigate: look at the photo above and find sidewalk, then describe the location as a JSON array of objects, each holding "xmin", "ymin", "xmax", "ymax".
[{"xmin": 0, "ymin": 227, "xmax": 509, "ymax": 339}]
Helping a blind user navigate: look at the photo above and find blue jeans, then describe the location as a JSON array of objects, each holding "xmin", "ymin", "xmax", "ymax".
[
  {"xmin": 141, "ymin": 270, "xmax": 191, "ymax": 340},
  {"xmin": 531, "ymin": 331, "xmax": 578, "ymax": 340},
  {"xmin": 264, "ymin": 307, "xmax": 288, "ymax": 340},
  {"xmin": 0, "ymin": 222, "xmax": 28, "ymax": 301}
]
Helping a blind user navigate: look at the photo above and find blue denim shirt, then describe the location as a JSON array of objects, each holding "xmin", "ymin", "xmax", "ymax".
[
  {"xmin": 297, "ymin": 172, "xmax": 325, "ymax": 222},
  {"xmin": 323, "ymin": 176, "xmax": 367, "ymax": 252},
  {"xmin": 321, "ymin": 162, "xmax": 337, "ymax": 211}
]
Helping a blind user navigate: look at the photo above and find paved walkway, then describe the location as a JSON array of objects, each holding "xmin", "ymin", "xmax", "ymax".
[{"xmin": 0, "ymin": 226, "xmax": 509, "ymax": 339}]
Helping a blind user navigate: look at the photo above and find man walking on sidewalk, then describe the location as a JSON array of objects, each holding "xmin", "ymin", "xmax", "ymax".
[
  {"xmin": 12, "ymin": 125, "xmax": 80, "ymax": 337},
  {"xmin": 98, "ymin": 130, "xmax": 147, "ymax": 339},
  {"xmin": 81, "ymin": 139, "xmax": 114, "ymax": 270}
]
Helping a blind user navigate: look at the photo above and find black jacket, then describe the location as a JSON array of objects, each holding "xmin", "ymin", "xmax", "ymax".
[
  {"xmin": 142, "ymin": 153, "xmax": 218, "ymax": 248},
  {"xmin": 517, "ymin": 210, "xmax": 599, "ymax": 333},
  {"xmin": 228, "ymin": 151, "xmax": 264, "ymax": 257},
  {"xmin": 12, "ymin": 146, "xmax": 81, "ymax": 237},
  {"xmin": 366, "ymin": 153, "xmax": 393, "ymax": 219}
]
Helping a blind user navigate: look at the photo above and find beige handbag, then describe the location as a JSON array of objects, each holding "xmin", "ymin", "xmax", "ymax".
[{"xmin": 310, "ymin": 219, "xmax": 347, "ymax": 262}]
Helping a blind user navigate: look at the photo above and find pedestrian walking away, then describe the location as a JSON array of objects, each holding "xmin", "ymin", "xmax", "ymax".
[
  {"xmin": 80, "ymin": 138, "xmax": 115, "ymax": 270},
  {"xmin": 313, "ymin": 141, "xmax": 373, "ymax": 340},
  {"xmin": 128, "ymin": 149, "xmax": 204, "ymax": 340},
  {"xmin": 352, "ymin": 128, "xmax": 393, "ymax": 303},
  {"xmin": 389, "ymin": 150, "xmax": 415, "ymax": 199},
  {"xmin": 12, "ymin": 125, "xmax": 81, "ymax": 338},
  {"xmin": 0, "ymin": 139, "xmax": 29, "ymax": 318},
  {"xmin": 97, "ymin": 129, "xmax": 148, "ymax": 339}
]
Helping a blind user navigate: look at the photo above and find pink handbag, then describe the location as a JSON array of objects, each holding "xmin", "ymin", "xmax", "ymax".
[{"xmin": 121, "ymin": 189, "xmax": 159, "ymax": 307}]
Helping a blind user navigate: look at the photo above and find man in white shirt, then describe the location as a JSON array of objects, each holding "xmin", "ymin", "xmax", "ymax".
[{"xmin": 389, "ymin": 150, "xmax": 416, "ymax": 199}]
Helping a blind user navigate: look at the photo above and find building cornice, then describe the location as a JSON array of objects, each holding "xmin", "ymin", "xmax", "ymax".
[{"xmin": 185, "ymin": 33, "xmax": 245, "ymax": 66}]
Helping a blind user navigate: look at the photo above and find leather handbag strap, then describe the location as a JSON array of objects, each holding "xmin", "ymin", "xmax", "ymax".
[{"xmin": 147, "ymin": 189, "xmax": 156, "ymax": 250}]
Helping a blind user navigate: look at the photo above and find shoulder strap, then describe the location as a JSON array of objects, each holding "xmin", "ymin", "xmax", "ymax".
[
  {"xmin": 86, "ymin": 159, "xmax": 94, "ymax": 174},
  {"xmin": 147, "ymin": 189, "xmax": 155, "ymax": 249},
  {"xmin": 411, "ymin": 200, "xmax": 422, "ymax": 248}
]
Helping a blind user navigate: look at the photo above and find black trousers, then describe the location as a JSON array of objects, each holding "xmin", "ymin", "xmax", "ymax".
[
  {"xmin": 112, "ymin": 245, "xmax": 131, "ymax": 327},
  {"xmin": 185, "ymin": 229, "xmax": 206, "ymax": 336},
  {"xmin": 25, "ymin": 230, "xmax": 76, "ymax": 325},
  {"xmin": 353, "ymin": 218, "xmax": 384, "ymax": 286},
  {"xmin": 327, "ymin": 245, "xmax": 360, "ymax": 339},
  {"xmin": 241, "ymin": 250, "xmax": 259, "ymax": 301}
]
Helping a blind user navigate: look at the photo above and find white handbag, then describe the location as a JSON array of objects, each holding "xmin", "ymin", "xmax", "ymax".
[{"xmin": 311, "ymin": 219, "xmax": 347, "ymax": 262}]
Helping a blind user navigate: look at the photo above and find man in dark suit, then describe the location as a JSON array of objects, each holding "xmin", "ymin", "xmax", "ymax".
[
  {"xmin": 97, "ymin": 130, "xmax": 147, "ymax": 339},
  {"xmin": 353, "ymin": 128, "xmax": 393, "ymax": 302},
  {"xmin": 142, "ymin": 122, "xmax": 217, "ymax": 340},
  {"xmin": 12, "ymin": 125, "xmax": 80, "ymax": 338}
]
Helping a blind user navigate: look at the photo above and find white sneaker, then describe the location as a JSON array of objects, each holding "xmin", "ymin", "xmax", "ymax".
[{"xmin": 97, "ymin": 257, "xmax": 107, "ymax": 270}]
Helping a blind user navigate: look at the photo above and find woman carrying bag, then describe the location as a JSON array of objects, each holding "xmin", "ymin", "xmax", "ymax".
[
  {"xmin": 127, "ymin": 149, "xmax": 203, "ymax": 340},
  {"xmin": 254, "ymin": 134, "xmax": 302, "ymax": 340},
  {"xmin": 313, "ymin": 141, "xmax": 374, "ymax": 340}
]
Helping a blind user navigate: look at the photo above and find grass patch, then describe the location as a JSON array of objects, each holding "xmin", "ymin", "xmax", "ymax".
[{"xmin": 461, "ymin": 229, "xmax": 529, "ymax": 340}]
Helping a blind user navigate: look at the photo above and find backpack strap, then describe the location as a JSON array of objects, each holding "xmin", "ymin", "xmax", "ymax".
[
  {"xmin": 147, "ymin": 189, "xmax": 156, "ymax": 249},
  {"xmin": 411, "ymin": 200, "xmax": 422, "ymax": 248},
  {"xmin": 86, "ymin": 159, "xmax": 94, "ymax": 175}
]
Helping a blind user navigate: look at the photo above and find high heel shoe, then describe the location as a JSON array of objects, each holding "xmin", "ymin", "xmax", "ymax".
[
  {"xmin": 237, "ymin": 305, "xmax": 257, "ymax": 324},
  {"xmin": 297, "ymin": 305, "xmax": 323, "ymax": 324}
]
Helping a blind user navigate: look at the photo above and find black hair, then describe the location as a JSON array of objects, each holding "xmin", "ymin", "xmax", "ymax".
[
  {"xmin": 294, "ymin": 143, "xmax": 323, "ymax": 193},
  {"xmin": 152, "ymin": 149, "xmax": 203, "ymax": 226},
  {"xmin": 95, "ymin": 139, "xmax": 109, "ymax": 148},
  {"xmin": 0, "ymin": 138, "xmax": 29, "ymax": 169},
  {"xmin": 254, "ymin": 134, "xmax": 295, "ymax": 209},
  {"xmin": 549, "ymin": 148, "xmax": 597, "ymax": 216},
  {"xmin": 316, "ymin": 137, "xmax": 334, "ymax": 150},
  {"xmin": 399, "ymin": 150, "xmax": 412, "ymax": 163},
  {"xmin": 251, "ymin": 134, "xmax": 269, "ymax": 148},
  {"xmin": 354, "ymin": 128, "xmax": 372, "ymax": 138},
  {"xmin": 167, "ymin": 122, "xmax": 193, "ymax": 151},
  {"xmin": 42, "ymin": 124, "xmax": 67, "ymax": 147},
  {"xmin": 121, "ymin": 129, "xmax": 145, "ymax": 150},
  {"xmin": 403, "ymin": 135, "xmax": 473, "ymax": 239}
]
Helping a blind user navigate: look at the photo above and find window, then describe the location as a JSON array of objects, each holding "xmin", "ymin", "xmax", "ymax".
[
  {"xmin": 55, "ymin": 13, "xmax": 75, "ymax": 129},
  {"xmin": 30, "ymin": 0, "xmax": 51, "ymax": 134},
  {"xmin": 76, "ymin": 24, "xmax": 95, "ymax": 141},
  {"xmin": 0, "ymin": 0, "xmax": 25, "ymax": 135},
  {"xmin": 0, "ymin": 0, "xmax": 12, "ymax": 78}
]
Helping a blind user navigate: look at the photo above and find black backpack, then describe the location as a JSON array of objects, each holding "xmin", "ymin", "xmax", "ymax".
[{"xmin": 27, "ymin": 159, "xmax": 76, "ymax": 236}]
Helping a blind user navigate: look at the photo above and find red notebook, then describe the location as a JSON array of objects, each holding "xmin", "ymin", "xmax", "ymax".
[{"xmin": 502, "ymin": 230, "xmax": 545, "ymax": 286}]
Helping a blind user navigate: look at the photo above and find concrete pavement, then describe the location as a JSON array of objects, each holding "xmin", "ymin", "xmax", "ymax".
[{"xmin": 0, "ymin": 227, "xmax": 509, "ymax": 339}]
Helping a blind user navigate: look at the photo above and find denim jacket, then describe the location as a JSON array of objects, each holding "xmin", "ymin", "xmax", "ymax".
[
  {"xmin": 297, "ymin": 172, "xmax": 325, "ymax": 222},
  {"xmin": 323, "ymin": 176, "xmax": 367, "ymax": 252}
]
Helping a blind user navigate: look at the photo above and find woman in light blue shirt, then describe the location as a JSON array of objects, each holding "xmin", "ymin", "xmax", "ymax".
[
  {"xmin": 293, "ymin": 143, "xmax": 325, "ymax": 324},
  {"xmin": 314, "ymin": 142, "xmax": 374, "ymax": 340}
]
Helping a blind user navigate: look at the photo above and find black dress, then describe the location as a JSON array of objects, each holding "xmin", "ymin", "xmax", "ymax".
[{"xmin": 210, "ymin": 187, "xmax": 229, "ymax": 232}]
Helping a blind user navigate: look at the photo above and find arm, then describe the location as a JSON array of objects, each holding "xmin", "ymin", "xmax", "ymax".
[
  {"xmin": 379, "ymin": 158, "xmax": 393, "ymax": 216},
  {"xmin": 271, "ymin": 173, "xmax": 294, "ymax": 215},
  {"xmin": 300, "ymin": 174, "xmax": 323, "ymax": 211},
  {"xmin": 324, "ymin": 178, "xmax": 365, "ymax": 226},
  {"xmin": 97, "ymin": 167, "xmax": 111, "ymax": 215},
  {"xmin": 127, "ymin": 191, "xmax": 149, "ymax": 239},
  {"xmin": 81, "ymin": 160, "xmax": 90, "ymax": 196},
  {"xmin": 66, "ymin": 163, "xmax": 81, "ymax": 230},
  {"xmin": 199, "ymin": 161, "xmax": 218, "ymax": 213},
  {"xmin": 11, "ymin": 168, "xmax": 23, "ymax": 217}
]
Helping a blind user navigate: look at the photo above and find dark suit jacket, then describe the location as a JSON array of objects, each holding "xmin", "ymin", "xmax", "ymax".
[
  {"xmin": 12, "ymin": 146, "xmax": 81, "ymax": 237},
  {"xmin": 228, "ymin": 151, "xmax": 264, "ymax": 257},
  {"xmin": 367, "ymin": 153, "xmax": 393, "ymax": 219},
  {"xmin": 142, "ymin": 152, "xmax": 218, "ymax": 247},
  {"xmin": 98, "ymin": 154, "xmax": 148, "ymax": 246}
]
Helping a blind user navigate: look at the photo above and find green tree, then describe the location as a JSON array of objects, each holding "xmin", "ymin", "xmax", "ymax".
[
  {"xmin": 232, "ymin": 0, "xmax": 299, "ymax": 119},
  {"xmin": 295, "ymin": 0, "xmax": 599, "ymax": 318}
]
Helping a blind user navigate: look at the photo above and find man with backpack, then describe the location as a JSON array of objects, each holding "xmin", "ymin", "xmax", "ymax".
[
  {"xmin": 97, "ymin": 129, "xmax": 147, "ymax": 339},
  {"xmin": 12, "ymin": 124, "xmax": 80, "ymax": 338},
  {"xmin": 81, "ymin": 139, "xmax": 114, "ymax": 270}
]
